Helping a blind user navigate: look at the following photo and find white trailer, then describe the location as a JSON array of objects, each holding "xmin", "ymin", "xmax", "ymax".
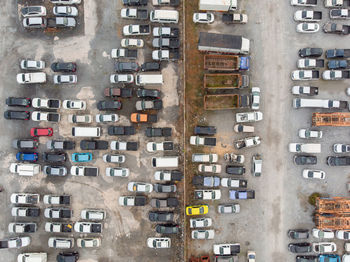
[{"xmin": 199, "ymin": 0, "xmax": 237, "ymax": 11}]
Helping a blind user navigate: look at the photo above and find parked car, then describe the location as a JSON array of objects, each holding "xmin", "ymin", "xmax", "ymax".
[
  {"xmin": 0, "ymin": 237, "xmax": 31, "ymax": 249},
  {"xmin": 251, "ymin": 154, "xmax": 262, "ymax": 177},
  {"xmin": 147, "ymin": 238, "xmax": 171, "ymax": 249},
  {"xmin": 6, "ymin": 97, "xmax": 31, "ymax": 107},
  {"xmin": 333, "ymin": 144, "xmax": 350, "ymax": 153},
  {"xmin": 148, "ymin": 212, "xmax": 174, "ymax": 222},
  {"xmin": 17, "ymin": 72, "xmax": 46, "ymax": 84},
  {"xmin": 32, "ymin": 98, "xmax": 60, "ymax": 109},
  {"xmin": 299, "ymin": 129, "xmax": 323, "ymax": 139},
  {"xmin": 103, "ymin": 154, "xmax": 125, "ymax": 163},
  {"xmin": 48, "ymin": 238, "xmax": 74, "ymax": 249},
  {"xmin": 74, "ymin": 222, "xmax": 102, "ymax": 233},
  {"xmin": 115, "ymin": 62, "xmax": 139, "ymax": 73},
  {"xmin": 45, "ymin": 222, "xmax": 73, "ymax": 233},
  {"xmin": 292, "ymin": 86, "xmax": 319, "ymax": 96},
  {"xmin": 186, "ymin": 205, "xmax": 209, "ymax": 216},
  {"xmin": 16, "ymin": 152, "xmax": 38, "ymax": 162},
  {"xmin": 312, "ymin": 242, "xmax": 337, "ymax": 253},
  {"xmin": 336, "ymin": 230, "xmax": 350, "ymax": 240},
  {"xmin": 217, "ymin": 204, "xmax": 240, "ymax": 214},
  {"xmin": 226, "ymin": 165, "xmax": 245, "ymax": 175},
  {"xmin": 4, "ymin": 110, "xmax": 30, "ymax": 120},
  {"xmin": 299, "ymin": 48, "xmax": 323, "ymax": 58},
  {"xmin": 53, "ymin": 75, "xmax": 77, "ymax": 84},
  {"xmin": 23, "ymin": 17, "xmax": 47, "ymax": 28},
  {"xmin": 62, "ymin": 100, "xmax": 86, "ymax": 110},
  {"xmin": 110, "ymin": 74, "xmax": 134, "ymax": 84},
  {"xmin": 135, "ymin": 99, "xmax": 162, "ymax": 110},
  {"xmin": 56, "ymin": 252, "xmax": 79, "ymax": 262},
  {"xmin": 288, "ymin": 242, "xmax": 312, "ymax": 253},
  {"xmin": 319, "ymin": 255, "xmax": 340, "ymax": 262},
  {"xmin": 312, "ymin": 228, "xmax": 335, "ymax": 239},
  {"xmin": 145, "ymin": 127, "xmax": 172, "ymax": 137},
  {"xmin": 297, "ymin": 23, "xmax": 320, "ymax": 33},
  {"xmin": 156, "ymin": 224, "xmax": 179, "ymax": 234},
  {"xmin": 198, "ymin": 164, "xmax": 221, "ymax": 173},
  {"xmin": 150, "ymin": 198, "xmax": 178, "ymax": 208},
  {"xmin": 192, "ymin": 176, "xmax": 220, "ymax": 187},
  {"xmin": 53, "ymin": 6, "xmax": 78, "ymax": 16},
  {"xmin": 106, "ymin": 167, "xmax": 129, "ymax": 177},
  {"xmin": 30, "ymin": 127, "xmax": 53, "ymax": 137},
  {"xmin": 236, "ymin": 111, "xmax": 263, "ymax": 123},
  {"xmin": 121, "ymin": 38, "xmax": 144, "ymax": 48},
  {"xmin": 327, "ymin": 156, "xmax": 350, "ymax": 166},
  {"xmin": 191, "ymin": 230, "xmax": 214, "ymax": 239},
  {"xmin": 80, "ymin": 140, "xmax": 108, "ymax": 150},
  {"xmin": 294, "ymin": 155, "xmax": 317, "ymax": 165},
  {"xmin": 193, "ymin": 13, "xmax": 214, "ymax": 24},
  {"xmin": 288, "ymin": 229, "xmax": 309, "ymax": 239},
  {"xmin": 44, "ymin": 208, "xmax": 72, "ymax": 219},
  {"xmin": 11, "ymin": 207, "xmax": 40, "ymax": 217},
  {"xmin": 302, "ymin": 169, "xmax": 325, "ymax": 179},
  {"xmin": 43, "ymin": 152, "xmax": 67, "ymax": 163},
  {"xmin": 20, "ymin": 60, "xmax": 45, "ymax": 70},
  {"xmin": 234, "ymin": 136, "xmax": 261, "ymax": 149},
  {"xmin": 128, "ymin": 182, "xmax": 153, "ymax": 193},
  {"xmin": 189, "ymin": 218, "xmax": 212, "ymax": 228},
  {"xmin": 10, "ymin": 193, "xmax": 39, "ymax": 204},
  {"xmin": 77, "ymin": 238, "xmax": 101, "ymax": 248},
  {"xmin": 141, "ymin": 62, "xmax": 160, "ymax": 71},
  {"xmin": 118, "ymin": 196, "xmax": 147, "ymax": 206},
  {"xmin": 8, "ymin": 222, "xmax": 37, "ymax": 233},
  {"xmin": 21, "ymin": 6, "xmax": 47, "ymax": 17},
  {"xmin": 251, "ymin": 87, "xmax": 260, "ymax": 110},
  {"xmin": 154, "ymin": 184, "xmax": 176, "ymax": 193},
  {"xmin": 31, "ymin": 111, "xmax": 60, "ymax": 122},
  {"xmin": 47, "ymin": 140, "xmax": 75, "ymax": 150},
  {"xmin": 97, "ymin": 100, "xmax": 122, "ymax": 110},
  {"xmin": 323, "ymin": 22, "xmax": 350, "ymax": 34},
  {"xmin": 136, "ymin": 88, "xmax": 161, "ymax": 99},
  {"xmin": 43, "ymin": 166, "xmax": 67, "ymax": 176},
  {"xmin": 68, "ymin": 114, "xmax": 92, "ymax": 123},
  {"xmin": 96, "ymin": 114, "xmax": 119, "ymax": 123},
  {"xmin": 72, "ymin": 153, "xmax": 92, "ymax": 163},
  {"xmin": 43, "ymin": 195, "xmax": 70, "ymax": 205},
  {"xmin": 154, "ymin": 170, "xmax": 182, "ymax": 181},
  {"xmin": 12, "ymin": 139, "xmax": 38, "ymax": 150},
  {"xmin": 51, "ymin": 62, "xmax": 77, "ymax": 72}
]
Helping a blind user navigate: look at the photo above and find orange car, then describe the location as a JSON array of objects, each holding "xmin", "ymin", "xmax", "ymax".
[{"xmin": 130, "ymin": 113, "xmax": 157, "ymax": 123}]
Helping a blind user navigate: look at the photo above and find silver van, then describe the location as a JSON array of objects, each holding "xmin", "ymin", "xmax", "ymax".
[
  {"xmin": 135, "ymin": 74, "xmax": 163, "ymax": 86},
  {"xmin": 72, "ymin": 127, "xmax": 101, "ymax": 137},
  {"xmin": 150, "ymin": 10, "xmax": 179, "ymax": 24},
  {"xmin": 152, "ymin": 157, "xmax": 179, "ymax": 168}
]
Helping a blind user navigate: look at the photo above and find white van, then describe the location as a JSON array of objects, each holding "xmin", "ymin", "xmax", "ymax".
[
  {"xmin": 289, "ymin": 143, "xmax": 322, "ymax": 154},
  {"xmin": 18, "ymin": 253, "xmax": 47, "ymax": 262},
  {"xmin": 135, "ymin": 74, "xmax": 163, "ymax": 86},
  {"xmin": 9, "ymin": 163, "xmax": 41, "ymax": 176},
  {"xmin": 152, "ymin": 157, "xmax": 179, "ymax": 168},
  {"xmin": 293, "ymin": 98, "xmax": 342, "ymax": 109},
  {"xmin": 150, "ymin": 10, "xmax": 179, "ymax": 24},
  {"xmin": 72, "ymin": 127, "xmax": 101, "ymax": 137}
]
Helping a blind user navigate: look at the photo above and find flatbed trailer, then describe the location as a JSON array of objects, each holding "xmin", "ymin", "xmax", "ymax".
[
  {"xmin": 204, "ymin": 74, "xmax": 249, "ymax": 89},
  {"xmin": 316, "ymin": 197, "xmax": 350, "ymax": 213},
  {"xmin": 204, "ymin": 55, "xmax": 250, "ymax": 71},
  {"xmin": 204, "ymin": 94, "xmax": 250, "ymax": 110},
  {"xmin": 315, "ymin": 214, "xmax": 350, "ymax": 230},
  {"xmin": 312, "ymin": 112, "xmax": 350, "ymax": 126}
]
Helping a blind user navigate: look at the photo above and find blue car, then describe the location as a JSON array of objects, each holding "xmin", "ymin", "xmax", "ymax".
[
  {"xmin": 71, "ymin": 153, "xmax": 92, "ymax": 163},
  {"xmin": 16, "ymin": 152, "xmax": 38, "ymax": 162},
  {"xmin": 319, "ymin": 254, "xmax": 340, "ymax": 262}
]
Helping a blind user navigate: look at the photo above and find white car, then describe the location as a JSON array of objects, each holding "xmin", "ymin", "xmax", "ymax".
[
  {"xmin": 3, "ymin": 237, "xmax": 31, "ymax": 248},
  {"xmin": 110, "ymin": 74, "xmax": 134, "ymax": 84},
  {"xmin": 103, "ymin": 154, "xmax": 125, "ymax": 163},
  {"xmin": 336, "ymin": 230, "xmax": 350, "ymax": 239},
  {"xmin": 147, "ymin": 238, "xmax": 171, "ymax": 249},
  {"xmin": 77, "ymin": 238, "xmax": 101, "ymax": 248},
  {"xmin": 81, "ymin": 209, "xmax": 105, "ymax": 220},
  {"xmin": 251, "ymin": 87, "xmax": 260, "ymax": 110},
  {"xmin": 96, "ymin": 114, "xmax": 119, "ymax": 123},
  {"xmin": 127, "ymin": 182, "xmax": 153, "ymax": 193},
  {"xmin": 31, "ymin": 111, "xmax": 61, "ymax": 122},
  {"xmin": 198, "ymin": 164, "xmax": 221, "ymax": 173},
  {"xmin": 312, "ymin": 228, "xmax": 335, "ymax": 239},
  {"xmin": 288, "ymin": 143, "xmax": 321, "ymax": 153},
  {"xmin": 234, "ymin": 124, "xmax": 254, "ymax": 133},
  {"xmin": 312, "ymin": 242, "xmax": 337, "ymax": 253},
  {"xmin": 297, "ymin": 23, "xmax": 320, "ymax": 33},
  {"xmin": 298, "ymin": 129, "xmax": 322, "ymax": 139},
  {"xmin": 121, "ymin": 38, "xmax": 144, "ymax": 48},
  {"xmin": 302, "ymin": 169, "xmax": 326, "ymax": 179},
  {"xmin": 106, "ymin": 167, "xmax": 129, "ymax": 177},
  {"xmin": 62, "ymin": 100, "xmax": 86, "ymax": 110},
  {"xmin": 291, "ymin": 70, "xmax": 319, "ymax": 80},
  {"xmin": 236, "ymin": 111, "xmax": 263, "ymax": 123},
  {"xmin": 10, "ymin": 193, "xmax": 39, "ymax": 204},
  {"xmin": 22, "ymin": 17, "xmax": 47, "ymax": 28},
  {"xmin": 21, "ymin": 6, "xmax": 47, "ymax": 17},
  {"xmin": 252, "ymin": 154, "xmax": 262, "ymax": 177},
  {"xmin": 118, "ymin": 196, "xmax": 145, "ymax": 206},
  {"xmin": 53, "ymin": 6, "xmax": 78, "ymax": 16},
  {"xmin": 53, "ymin": 75, "xmax": 77, "ymax": 84},
  {"xmin": 294, "ymin": 10, "xmax": 322, "ymax": 21},
  {"xmin": 48, "ymin": 238, "xmax": 74, "ymax": 249},
  {"xmin": 68, "ymin": 114, "xmax": 92, "ymax": 123},
  {"xmin": 343, "ymin": 254, "xmax": 350, "ymax": 262},
  {"xmin": 146, "ymin": 141, "xmax": 173, "ymax": 152},
  {"xmin": 189, "ymin": 218, "xmax": 212, "ymax": 228},
  {"xmin": 191, "ymin": 230, "xmax": 215, "ymax": 239},
  {"xmin": 217, "ymin": 204, "xmax": 240, "ymax": 214},
  {"xmin": 193, "ymin": 13, "xmax": 214, "ymax": 24},
  {"xmin": 333, "ymin": 143, "xmax": 350, "ymax": 153},
  {"xmin": 20, "ymin": 60, "xmax": 45, "ymax": 70},
  {"xmin": 291, "ymin": 0, "xmax": 317, "ymax": 6},
  {"xmin": 50, "ymin": 0, "xmax": 81, "ymax": 4},
  {"xmin": 247, "ymin": 251, "xmax": 256, "ymax": 262}
]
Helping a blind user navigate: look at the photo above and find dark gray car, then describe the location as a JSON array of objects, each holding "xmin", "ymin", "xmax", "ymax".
[
  {"xmin": 114, "ymin": 62, "xmax": 139, "ymax": 73},
  {"xmin": 44, "ymin": 166, "xmax": 67, "ymax": 176}
]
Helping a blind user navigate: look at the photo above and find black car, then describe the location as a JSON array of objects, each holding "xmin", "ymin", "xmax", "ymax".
[
  {"xmin": 145, "ymin": 127, "xmax": 172, "ymax": 137},
  {"xmin": 288, "ymin": 243, "xmax": 312, "ymax": 253},
  {"xmin": 115, "ymin": 62, "xmax": 139, "ymax": 72},
  {"xmin": 226, "ymin": 165, "xmax": 245, "ymax": 175},
  {"xmin": 6, "ymin": 97, "xmax": 31, "ymax": 107},
  {"xmin": 327, "ymin": 156, "xmax": 350, "ymax": 166},
  {"xmin": 123, "ymin": 0, "xmax": 148, "ymax": 6},
  {"xmin": 194, "ymin": 126, "xmax": 216, "ymax": 135},
  {"xmin": 299, "ymin": 48, "xmax": 323, "ymax": 58},
  {"xmin": 155, "ymin": 224, "xmax": 179, "ymax": 234},
  {"xmin": 141, "ymin": 62, "xmax": 160, "ymax": 72},
  {"xmin": 108, "ymin": 126, "xmax": 135, "ymax": 136},
  {"xmin": 57, "ymin": 252, "xmax": 79, "ymax": 262},
  {"xmin": 136, "ymin": 88, "xmax": 161, "ymax": 99},
  {"xmin": 148, "ymin": 211, "xmax": 174, "ymax": 222},
  {"xmin": 296, "ymin": 255, "xmax": 319, "ymax": 262},
  {"xmin": 287, "ymin": 229, "xmax": 309, "ymax": 239},
  {"xmin": 12, "ymin": 139, "xmax": 39, "ymax": 149},
  {"xmin": 4, "ymin": 110, "xmax": 30, "ymax": 120},
  {"xmin": 97, "ymin": 100, "xmax": 122, "ymax": 110},
  {"xmin": 51, "ymin": 62, "xmax": 77, "ymax": 72},
  {"xmin": 294, "ymin": 155, "xmax": 317, "ymax": 165},
  {"xmin": 80, "ymin": 140, "xmax": 108, "ymax": 150},
  {"xmin": 43, "ymin": 153, "xmax": 67, "ymax": 163}
]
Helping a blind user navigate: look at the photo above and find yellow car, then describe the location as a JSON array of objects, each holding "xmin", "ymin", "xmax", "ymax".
[{"xmin": 186, "ymin": 205, "xmax": 209, "ymax": 216}]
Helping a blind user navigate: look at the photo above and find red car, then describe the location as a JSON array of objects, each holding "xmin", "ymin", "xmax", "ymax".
[{"xmin": 30, "ymin": 127, "xmax": 53, "ymax": 137}]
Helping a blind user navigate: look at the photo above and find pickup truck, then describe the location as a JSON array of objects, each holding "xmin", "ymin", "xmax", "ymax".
[
  {"xmin": 121, "ymin": 8, "xmax": 148, "ymax": 19},
  {"xmin": 322, "ymin": 70, "xmax": 350, "ymax": 80},
  {"xmin": 0, "ymin": 237, "xmax": 31, "ymax": 249},
  {"xmin": 292, "ymin": 85, "xmax": 319, "ymax": 96},
  {"xmin": 221, "ymin": 178, "xmax": 247, "ymax": 188},
  {"xmin": 153, "ymin": 27, "xmax": 179, "ymax": 38},
  {"xmin": 32, "ymin": 98, "xmax": 60, "ymax": 109},
  {"xmin": 323, "ymin": 22, "xmax": 350, "ymax": 34},
  {"xmin": 45, "ymin": 222, "xmax": 73, "ymax": 233},
  {"xmin": 294, "ymin": 10, "xmax": 322, "ymax": 21},
  {"xmin": 152, "ymin": 50, "xmax": 180, "ymax": 61},
  {"xmin": 192, "ymin": 154, "xmax": 218, "ymax": 163},
  {"xmin": 194, "ymin": 190, "xmax": 221, "ymax": 200},
  {"xmin": 234, "ymin": 136, "xmax": 261, "ymax": 149},
  {"xmin": 328, "ymin": 60, "xmax": 350, "ymax": 69},
  {"xmin": 152, "ymin": 38, "xmax": 180, "ymax": 49},
  {"xmin": 11, "ymin": 193, "xmax": 39, "ymax": 205},
  {"xmin": 111, "ymin": 141, "xmax": 138, "ymax": 151},
  {"xmin": 44, "ymin": 208, "xmax": 72, "ymax": 219},
  {"xmin": 291, "ymin": 70, "xmax": 320, "ymax": 80},
  {"xmin": 31, "ymin": 111, "xmax": 60, "ymax": 122},
  {"xmin": 8, "ymin": 222, "xmax": 37, "ymax": 233},
  {"xmin": 43, "ymin": 195, "xmax": 71, "ymax": 205},
  {"xmin": 16, "ymin": 72, "xmax": 46, "ymax": 84},
  {"xmin": 147, "ymin": 141, "xmax": 173, "ymax": 152},
  {"xmin": 11, "ymin": 207, "xmax": 40, "ymax": 217},
  {"xmin": 123, "ymin": 24, "xmax": 150, "ymax": 36},
  {"xmin": 136, "ymin": 100, "xmax": 163, "ymax": 110},
  {"xmin": 104, "ymin": 87, "xmax": 133, "ymax": 98},
  {"xmin": 47, "ymin": 17, "xmax": 76, "ymax": 28},
  {"xmin": 213, "ymin": 243, "xmax": 241, "ymax": 256},
  {"xmin": 190, "ymin": 136, "xmax": 216, "ymax": 146},
  {"xmin": 145, "ymin": 127, "xmax": 172, "ymax": 137},
  {"xmin": 236, "ymin": 111, "xmax": 263, "ymax": 123},
  {"xmin": 326, "ymin": 49, "xmax": 350, "ymax": 58},
  {"xmin": 222, "ymin": 13, "xmax": 248, "ymax": 23},
  {"xmin": 70, "ymin": 166, "xmax": 99, "ymax": 177},
  {"xmin": 123, "ymin": 0, "xmax": 148, "ymax": 5},
  {"xmin": 290, "ymin": 0, "xmax": 317, "ymax": 6},
  {"xmin": 119, "ymin": 196, "xmax": 147, "ymax": 206},
  {"xmin": 325, "ymin": 0, "xmax": 350, "ymax": 7},
  {"xmin": 130, "ymin": 113, "xmax": 158, "ymax": 123},
  {"xmin": 229, "ymin": 190, "xmax": 255, "ymax": 200},
  {"xmin": 153, "ymin": 0, "xmax": 180, "ymax": 6},
  {"xmin": 297, "ymin": 59, "xmax": 324, "ymax": 69},
  {"xmin": 108, "ymin": 126, "xmax": 135, "ymax": 135},
  {"xmin": 111, "ymin": 48, "xmax": 137, "ymax": 59},
  {"xmin": 192, "ymin": 176, "xmax": 220, "ymax": 187},
  {"xmin": 330, "ymin": 8, "xmax": 350, "ymax": 18}
]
